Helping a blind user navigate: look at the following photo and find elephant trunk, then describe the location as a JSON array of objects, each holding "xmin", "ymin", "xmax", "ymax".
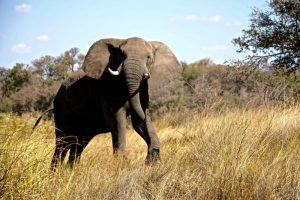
[
  {"xmin": 129, "ymin": 92, "xmax": 145, "ymax": 120},
  {"xmin": 124, "ymin": 62, "xmax": 146, "ymax": 120}
]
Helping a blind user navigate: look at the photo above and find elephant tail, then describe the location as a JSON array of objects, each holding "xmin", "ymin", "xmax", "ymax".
[{"xmin": 32, "ymin": 108, "xmax": 54, "ymax": 131}]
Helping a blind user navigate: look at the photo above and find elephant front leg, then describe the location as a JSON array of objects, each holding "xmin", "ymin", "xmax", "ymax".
[
  {"xmin": 110, "ymin": 107, "xmax": 127, "ymax": 156},
  {"xmin": 132, "ymin": 110, "xmax": 160, "ymax": 164}
]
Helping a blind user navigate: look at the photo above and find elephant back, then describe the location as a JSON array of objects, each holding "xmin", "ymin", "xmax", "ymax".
[{"xmin": 61, "ymin": 69, "xmax": 87, "ymax": 89}]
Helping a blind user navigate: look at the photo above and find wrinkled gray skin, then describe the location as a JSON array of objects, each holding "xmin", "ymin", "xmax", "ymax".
[{"xmin": 52, "ymin": 37, "xmax": 181, "ymax": 168}]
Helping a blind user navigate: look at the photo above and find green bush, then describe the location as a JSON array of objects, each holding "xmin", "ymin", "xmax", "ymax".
[
  {"xmin": 150, "ymin": 59, "xmax": 300, "ymax": 118},
  {"xmin": 182, "ymin": 64, "xmax": 203, "ymax": 82},
  {"xmin": 0, "ymin": 97, "xmax": 12, "ymax": 113},
  {"xmin": 1, "ymin": 56, "xmax": 300, "ymax": 116}
]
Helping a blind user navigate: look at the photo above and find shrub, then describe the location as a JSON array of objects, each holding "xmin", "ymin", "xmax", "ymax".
[{"xmin": 150, "ymin": 59, "xmax": 300, "ymax": 118}]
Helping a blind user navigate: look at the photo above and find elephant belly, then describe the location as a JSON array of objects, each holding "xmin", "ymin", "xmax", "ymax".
[
  {"xmin": 55, "ymin": 107, "xmax": 111, "ymax": 135},
  {"xmin": 53, "ymin": 77, "xmax": 127, "ymax": 137},
  {"xmin": 54, "ymin": 89, "xmax": 112, "ymax": 136}
]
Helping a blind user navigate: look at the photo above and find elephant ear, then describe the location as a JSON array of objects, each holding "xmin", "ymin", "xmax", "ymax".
[
  {"xmin": 82, "ymin": 38, "xmax": 124, "ymax": 79},
  {"xmin": 149, "ymin": 41, "xmax": 182, "ymax": 93}
]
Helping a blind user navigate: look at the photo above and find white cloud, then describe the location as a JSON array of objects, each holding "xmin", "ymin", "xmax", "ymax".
[
  {"xmin": 11, "ymin": 43, "xmax": 32, "ymax": 53},
  {"xmin": 200, "ymin": 15, "xmax": 221, "ymax": 23},
  {"xmin": 15, "ymin": 3, "xmax": 32, "ymax": 13},
  {"xmin": 36, "ymin": 35, "xmax": 49, "ymax": 41},
  {"xmin": 185, "ymin": 15, "xmax": 221, "ymax": 23},
  {"xmin": 225, "ymin": 21, "xmax": 241, "ymax": 27},
  {"xmin": 185, "ymin": 15, "xmax": 200, "ymax": 21},
  {"xmin": 202, "ymin": 45, "xmax": 228, "ymax": 51}
]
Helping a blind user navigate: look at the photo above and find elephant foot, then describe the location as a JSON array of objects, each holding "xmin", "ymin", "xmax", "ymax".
[
  {"xmin": 113, "ymin": 152, "xmax": 128, "ymax": 160},
  {"xmin": 145, "ymin": 148, "xmax": 161, "ymax": 165},
  {"xmin": 50, "ymin": 162, "xmax": 59, "ymax": 171}
]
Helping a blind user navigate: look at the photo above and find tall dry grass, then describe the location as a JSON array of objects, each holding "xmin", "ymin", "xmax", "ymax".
[{"xmin": 0, "ymin": 105, "xmax": 299, "ymax": 199}]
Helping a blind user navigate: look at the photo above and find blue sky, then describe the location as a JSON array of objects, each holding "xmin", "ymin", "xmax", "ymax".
[{"xmin": 0, "ymin": 0, "xmax": 267, "ymax": 68}]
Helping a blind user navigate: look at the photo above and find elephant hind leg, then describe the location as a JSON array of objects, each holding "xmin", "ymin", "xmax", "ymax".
[
  {"xmin": 68, "ymin": 141, "xmax": 85, "ymax": 168},
  {"xmin": 51, "ymin": 137, "xmax": 70, "ymax": 170},
  {"xmin": 51, "ymin": 136, "xmax": 86, "ymax": 170}
]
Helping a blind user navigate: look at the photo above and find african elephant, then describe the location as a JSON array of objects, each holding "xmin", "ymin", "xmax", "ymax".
[{"xmin": 49, "ymin": 37, "xmax": 181, "ymax": 168}]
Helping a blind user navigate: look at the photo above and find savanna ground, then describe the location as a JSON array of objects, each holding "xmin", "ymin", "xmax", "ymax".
[{"xmin": 0, "ymin": 104, "xmax": 299, "ymax": 199}]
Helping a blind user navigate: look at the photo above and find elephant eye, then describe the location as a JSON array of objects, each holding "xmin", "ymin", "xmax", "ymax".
[{"xmin": 147, "ymin": 55, "xmax": 153, "ymax": 65}]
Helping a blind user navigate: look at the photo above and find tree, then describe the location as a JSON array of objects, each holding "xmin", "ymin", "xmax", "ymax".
[
  {"xmin": 233, "ymin": 0, "xmax": 300, "ymax": 71},
  {"xmin": 1, "ymin": 63, "xmax": 31, "ymax": 97},
  {"xmin": 32, "ymin": 55, "xmax": 63, "ymax": 80},
  {"xmin": 0, "ymin": 47, "xmax": 86, "ymax": 113},
  {"xmin": 0, "ymin": 67, "xmax": 6, "ymax": 76},
  {"xmin": 31, "ymin": 48, "xmax": 85, "ymax": 81},
  {"xmin": 0, "ymin": 67, "xmax": 7, "ymax": 95},
  {"xmin": 61, "ymin": 47, "xmax": 85, "ymax": 72}
]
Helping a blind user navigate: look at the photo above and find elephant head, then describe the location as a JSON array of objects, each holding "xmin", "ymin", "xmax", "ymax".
[{"xmin": 82, "ymin": 37, "xmax": 181, "ymax": 120}]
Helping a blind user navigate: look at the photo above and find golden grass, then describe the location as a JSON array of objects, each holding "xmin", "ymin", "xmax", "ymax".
[{"xmin": 0, "ymin": 106, "xmax": 299, "ymax": 199}]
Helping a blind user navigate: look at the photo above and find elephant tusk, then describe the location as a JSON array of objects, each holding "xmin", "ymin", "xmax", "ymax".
[
  {"xmin": 144, "ymin": 73, "xmax": 150, "ymax": 79},
  {"xmin": 108, "ymin": 67, "xmax": 120, "ymax": 76}
]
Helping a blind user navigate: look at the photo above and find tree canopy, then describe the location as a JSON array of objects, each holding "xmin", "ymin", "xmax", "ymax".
[
  {"xmin": 0, "ymin": 48, "xmax": 85, "ymax": 113},
  {"xmin": 233, "ymin": 0, "xmax": 300, "ymax": 71},
  {"xmin": 1, "ymin": 63, "xmax": 31, "ymax": 97}
]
